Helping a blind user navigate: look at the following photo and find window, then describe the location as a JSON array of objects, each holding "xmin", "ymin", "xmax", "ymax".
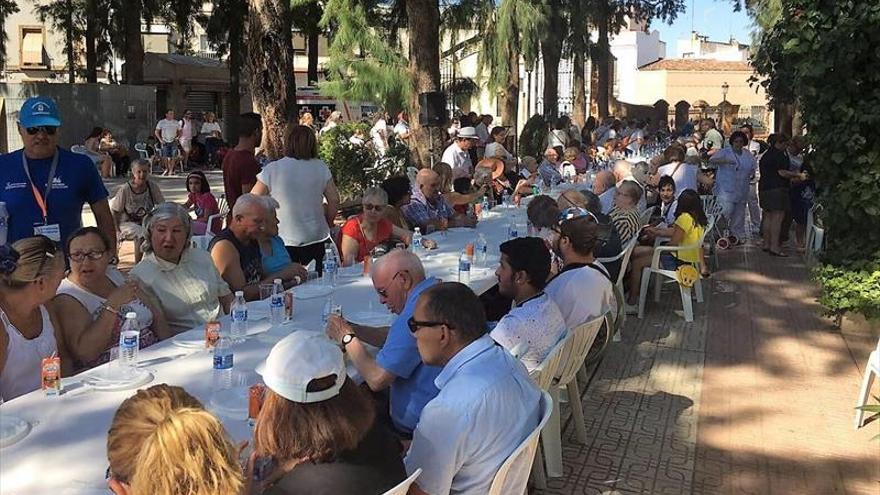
[{"xmin": 20, "ymin": 27, "xmax": 45, "ymax": 67}]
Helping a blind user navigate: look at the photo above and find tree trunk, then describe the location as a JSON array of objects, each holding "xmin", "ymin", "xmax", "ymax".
[
  {"xmin": 501, "ymin": 36, "xmax": 519, "ymax": 130},
  {"xmin": 84, "ymin": 0, "xmax": 97, "ymax": 82},
  {"xmin": 572, "ymin": 50, "xmax": 586, "ymax": 128},
  {"xmin": 540, "ymin": 6, "xmax": 563, "ymax": 122},
  {"xmin": 123, "ymin": 0, "xmax": 144, "ymax": 84},
  {"xmin": 596, "ymin": 1, "xmax": 610, "ymax": 118},
  {"xmin": 405, "ymin": 0, "xmax": 442, "ymax": 169},
  {"xmin": 226, "ymin": 15, "xmax": 244, "ymax": 143},
  {"xmin": 307, "ymin": 31, "xmax": 319, "ymax": 85},
  {"xmin": 65, "ymin": 0, "xmax": 74, "ymax": 83},
  {"xmin": 247, "ymin": 0, "xmax": 297, "ymax": 160}
]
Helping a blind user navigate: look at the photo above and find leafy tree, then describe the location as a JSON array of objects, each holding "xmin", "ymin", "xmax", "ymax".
[
  {"xmin": 33, "ymin": 0, "xmax": 80, "ymax": 82},
  {"xmin": 199, "ymin": 0, "xmax": 248, "ymax": 140},
  {"xmin": 564, "ymin": 0, "xmax": 591, "ymax": 127},
  {"xmin": 539, "ymin": 0, "xmax": 565, "ymax": 121},
  {"xmin": 291, "ymin": 0, "xmax": 324, "ymax": 85},
  {"xmin": 164, "ymin": 0, "xmax": 204, "ymax": 55},
  {"xmin": 0, "ymin": 0, "xmax": 19, "ymax": 70},
  {"xmin": 751, "ymin": 0, "xmax": 880, "ymax": 319}
]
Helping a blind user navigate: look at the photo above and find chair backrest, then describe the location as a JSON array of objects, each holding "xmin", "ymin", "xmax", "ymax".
[
  {"xmin": 638, "ymin": 206, "xmax": 654, "ymax": 226},
  {"xmin": 614, "ymin": 233, "xmax": 641, "ymax": 288},
  {"xmin": 134, "ymin": 142, "xmax": 149, "ymax": 160},
  {"xmin": 529, "ymin": 334, "xmax": 568, "ymax": 391},
  {"xmin": 555, "ymin": 314, "xmax": 607, "ymax": 387},
  {"xmin": 382, "ymin": 468, "xmax": 421, "ymax": 495},
  {"xmin": 70, "ymin": 144, "xmax": 88, "ymax": 155},
  {"xmin": 487, "ymin": 391, "xmax": 553, "ymax": 495},
  {"xmin": 701, "ymin": 195, "xmax": 721, "ymax": 217}
]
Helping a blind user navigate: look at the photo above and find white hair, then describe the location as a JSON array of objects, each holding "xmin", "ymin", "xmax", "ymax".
[
  {"xmin": 142, "ymin": 202, "xmax": 192, "ymax": 253},
  {"xmin": 232, "ymin": 193, "xmax": 269, "ymax": 217},
  {"xmin": 260, "ymin": 195, "xmax": 280, "ymax": 210},
  {"xmin": 373, "ymin": 248, "xmax": 425, "ymax": 281},
  {"xmin": 362, "ymin": 187, "xmax": 388, "ymax": 205}
]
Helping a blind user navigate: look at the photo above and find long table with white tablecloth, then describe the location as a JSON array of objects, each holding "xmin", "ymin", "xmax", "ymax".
[{"xmin": 0, "ymin": 205, "xmax": 532, "ymax": 495}]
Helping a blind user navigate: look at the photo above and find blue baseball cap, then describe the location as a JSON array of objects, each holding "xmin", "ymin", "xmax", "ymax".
[{"xmin": 19, "ymin": 96, "xmax": 61, "ymax": 128}]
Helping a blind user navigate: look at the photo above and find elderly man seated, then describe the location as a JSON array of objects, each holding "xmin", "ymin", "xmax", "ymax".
[
  {"xmin": 403, "ymin": 169, "xmax": 476, "ymax": 233},
  {"xmin": 592, "ymin": 170, "xmax": 617, "ymax": 214},
  {"xmin": 612, "ymin": 159, "xmax": 647, "ymax": 211},
  {"xmin": 405, "ymin": 282, "xmax": 541, "ymax": 495},
  {"xmin": 130, "ymin": 203, "xmax": 232, "ymax": 335},
  {"xmin": 210, "ymin": 193, "xmax": 304, "ymax": 301},
  {"xmin": 325, "ymin": 249, "xmax": 441, "ymax": 437}
]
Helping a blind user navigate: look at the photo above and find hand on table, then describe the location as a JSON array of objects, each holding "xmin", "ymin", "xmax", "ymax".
[
  {"xmin": 290, "ymin": 263, "xmax": 308, "ymax": 283},
  {"xmin": 421, "ymin": 238, "xmax": 438, "ymax": 250},
  {"xmin": 325, "ymin": 314, "xmax": 353, "ymax": 343}
]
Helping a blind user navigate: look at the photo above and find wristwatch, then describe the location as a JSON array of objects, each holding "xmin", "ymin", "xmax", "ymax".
[{"xmin": 341, "ymin": 333, "xmax": 357, "ymax": 348}]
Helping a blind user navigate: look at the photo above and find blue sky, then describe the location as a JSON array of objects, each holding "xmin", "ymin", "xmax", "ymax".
[{"xmin": 652, "ymin": 0, "xmax": 755, "ymax": 52}]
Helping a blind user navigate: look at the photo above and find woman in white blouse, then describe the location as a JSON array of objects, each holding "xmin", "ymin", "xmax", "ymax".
[
  {"xmin": 484, "ymin": 126, "xmax": 515, "ymax": 168},
  {"xmin": 252, "ymin": 125, "xmax": 340, "ymax": 273}
]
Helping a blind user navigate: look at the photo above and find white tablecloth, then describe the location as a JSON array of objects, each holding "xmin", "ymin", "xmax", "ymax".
[{"xmin": 0, "ymin": 205, "xmax": 528, "ymax": 494}]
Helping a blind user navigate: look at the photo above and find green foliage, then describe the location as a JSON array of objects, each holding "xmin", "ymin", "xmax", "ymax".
[
  {"xmin": 319, "ymin": 0, "xmax": 411, "ymax": 112},
  {"xmin": 518, "ymin": 114, "xmax": 547, "ymax": 158},
  {"xmin": 752, "ymin": 0, "xmax": 880, "ymax": 319},
  {"xmin": 318, "ymin": 122, "xmax": 380, "ymax": 201},
  {"xmin": 0, "ymin": 0, "xmax": 19, "ymax": 69},
  {"xmin": 856, "ymin": 396, "xmax": 880, "ymax": 441}
]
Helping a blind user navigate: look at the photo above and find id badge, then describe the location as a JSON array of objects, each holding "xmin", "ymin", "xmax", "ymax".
[{"xmin": 34, "ymin": 223, "xmax": 61, "ymax": 242}]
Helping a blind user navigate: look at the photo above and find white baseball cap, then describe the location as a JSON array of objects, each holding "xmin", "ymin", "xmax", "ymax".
[
  {"xmin": 457, "ymin": 126, "xmax": 479, "ymax": 139},
  {"xmin": 255, "ymin": 332, "xmax": 346, "ymax": 403}
]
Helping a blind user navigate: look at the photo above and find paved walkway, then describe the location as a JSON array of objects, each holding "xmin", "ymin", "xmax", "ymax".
[{"xmin": 540, "ymin": 243, "xmax": 879, "ymax": 494}]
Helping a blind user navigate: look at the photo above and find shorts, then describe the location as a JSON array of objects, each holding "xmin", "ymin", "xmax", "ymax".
[
  {"xmin": 759, "ymin": 188, "xmax": 790, "ymax": 212},
  {"xmin": 660, "ymin": 253, "xmax": 688, "ymax": 271},
  {"xmin": 161, "ymin": 141, "xmax": 177, "ymax": 158}
]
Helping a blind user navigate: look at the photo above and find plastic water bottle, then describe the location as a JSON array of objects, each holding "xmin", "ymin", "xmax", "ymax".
[
  {"xmin": 501, "ymin": 190, "xmax": 511, "ymax": 209},
  {"xmin": 322, "ymin": 296, "xmax": 334, "ymax": 326},
  {"xmin": 480, "ymin": 195, "xmax": 490, "ymax": 219},
  {"xmin": 507, "ymin": 217, "xmax": 519, "ymax": 239},
  {"xmin": 458, "ymin": 249, "xmax": 471, "ymax": 284},
  {"xmin": 475, "ymin": 233, "xmax": 488, "ymax": 266},
  {"xmin": 212, "ymin": 334, "xmax": 233, "ymax": 390},
  {"xmin": 0, "ymin": 202, "xmax": 8, "ymax": 246},
  {"xmin": 118, "ymin": 312, "xmax": 140, "ymax": 374},
  {"xmin": 270, "ymin": 278, "xmax": 284, "ymax": 326},
  {"xmin": 411, "ymin": 227, "xmax": 423, "ymax": 252},
  {"xmin": 322, "ymin": 246, "xmax": 337, "ymax": 287},
  {"xmin": 231, "ymin": 291, "xmax": 248, "ymax": 341}
]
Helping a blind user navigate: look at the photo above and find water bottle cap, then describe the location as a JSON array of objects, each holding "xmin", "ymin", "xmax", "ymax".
[
  {"xmin": 274, "ymin": 278, "xmax": 282, "ymax": 284},
  {"xmin": 414, "ymin": 227, "xmax": 420, "ymax": 233},
  {"xmin": 125, "ymin": 312, "xmax": 137, "ymax": 319},
  {"xmin": 235, "ymin": 290, "xmax": 244, "ymax": 297}
]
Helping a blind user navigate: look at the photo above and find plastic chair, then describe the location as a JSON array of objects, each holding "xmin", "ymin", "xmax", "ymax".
[
  {"xmin": 527, "ymin": 335, "xmax": 568, "ymax": 490},
  {"xmin": 636, "ymin": 216, "xmax": 714, "ymax": 323},
  {"xmin": 134, "ymin": 142, "xmax": 150, "ymax": 160},
  {"xmin": 597, "ymin": 233, "xmax": 640, "ymax": 336},
  {"xmin": 70, "ymin": 144, "xmax": 89, "ymax": 155},
  {"xmin": 541, "ymin": 315, "xmax": 607, "ymax": 478},
  {"xmin": 191, "ymin": 194, "xmax": 229, "ymax": 249},
  {"xmin": 638, "ymin": 206, "xmax": 654, "ymax": 226},
  {"xmin": 855, "ymin": 337, "xmax": 880, "ymax": 429},
  {"xmin": 487, "ymin": 391, "xmax": 553, "ymax": 495},
  {"xmin": 382, "ymin": 468, "xmax": 421, "ymax": 495}
]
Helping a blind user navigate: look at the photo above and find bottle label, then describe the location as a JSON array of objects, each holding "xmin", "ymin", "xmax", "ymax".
[
  {"xmin": 232, "ymin": 309, "xmax": 248, "ymax": 322},
  {"xmin": 270, "ymin": 295, "xmax": 283, "ymax": 308},
  {"xmin": 205, "ymin": 321, "xmax": 221, "ymax": 349},
  {"xmin": 121, "ymin": 334, "xmax": 138, "ymax": 348},
  {"xmin": 213, "ymin": 353, "xmax": 233, "ymax": 370},
  {"xmin": 459, "ymin": 259, "xmax": 471, "ymax": 271},
  {"xmin": 41, "ymin": 356, "xmax": 62, "ymax": 394}
]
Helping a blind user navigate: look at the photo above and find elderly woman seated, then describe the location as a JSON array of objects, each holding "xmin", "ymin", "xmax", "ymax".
[
  {"xmin": 130, "ymin": 203, "xmax": 233, "ymax": 336},
  {"xmin": 109, "ymin": 159, "xmax": 164, "ymax": 263},
  {"xmin": 339, "ymin": 187, "xmax": 412, "ymax": 266}
]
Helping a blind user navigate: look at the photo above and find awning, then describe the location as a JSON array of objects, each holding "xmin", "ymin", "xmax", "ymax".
[{"xmin": 21, "ymin": 31, "xmax": 43, "ymax": 66}]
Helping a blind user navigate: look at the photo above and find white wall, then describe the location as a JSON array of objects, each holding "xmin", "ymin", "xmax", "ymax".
[{"xmin": 610, "ymin": 28, "xmax": 666, "ymax": 105}]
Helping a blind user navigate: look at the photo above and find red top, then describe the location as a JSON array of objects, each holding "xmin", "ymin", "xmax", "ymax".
[
  {"xmin": 340, "ymin": 215, "xmax": 393, "ymax": 263},
  {"xmin": 222, "ymin": 149, "xmax": 261, "ymax": 210}
]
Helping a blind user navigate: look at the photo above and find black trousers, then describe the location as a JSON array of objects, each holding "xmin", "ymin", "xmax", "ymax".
[{"xmin": 285, "ymin": 241, "xmax": 327, "ymax": 275}]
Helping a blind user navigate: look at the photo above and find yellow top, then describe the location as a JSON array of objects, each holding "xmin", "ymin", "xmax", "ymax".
[{"xmin": 673, "ymin": 212, "xmax": 704, "ymax": 263}]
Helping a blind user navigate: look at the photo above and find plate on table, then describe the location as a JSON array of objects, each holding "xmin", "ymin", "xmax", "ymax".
[
  {"xmin": 295, "ymin": 284, "xmax": 335, "ymax": 300},
  {"xmin": 444, "ymin": 227, "xmax": 475, "ymax": 234},
  {"xmin": 171, "ymin": 331, "xmax": 208, "ymax": 349},
  {"xmin": 0, "ymin": 414, "xmax": 31, "ymax": 448},
  {"xmin": 347, "ymin": 311, "xmax": 395, "ymax": 327},
  {"xmin": 208, "ymin": 387, "xmax": 248, "ymax": 420},
  {"xmin": 81, "ymin": 368, "xmax": 154, "ymax": 392}
]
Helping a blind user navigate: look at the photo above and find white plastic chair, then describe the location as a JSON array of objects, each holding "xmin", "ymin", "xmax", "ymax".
[
  {"xmin": 134, "ymin": 142, "xmax": 150, "ymax": 160},
  {"xmin": 638, "ymin": 206, "xmax": 654, "ymax": 226},
  {"xmin": 487, "ymin": 391, "xmax": 554, "ymax": 495},
  {"xmin": 855, "ymin": 337, "xmax": 880, "ymax": 429},
  {"xmin": 382, "ymin": 468, "xmax": 421, "ymax": 495},
  {"xmin": 70, "ymin": 144, "xmax": 89, "ymax": 155},
  {"xmin": 541, "ymin": 315, "xmax": 607, "ymax": 478},
  {"xmin": 527, "ymin": 335, "xmax": 568, "ymax": 490},
  {"xmin": 598, "ymin": 233, "xmax": 640, "ymax": 336},
  {"xmin": 637, "ymin": 215, "xmax": 714, "ymax": 323},
  {"xmin": 191, "ymin": 194, "xmax": 229, "ymax": 249}
]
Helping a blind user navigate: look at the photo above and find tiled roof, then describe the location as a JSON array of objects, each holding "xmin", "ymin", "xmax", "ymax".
[{"xmin": 639, "ymin": 58, "xmax": 753, "ymax": 71}]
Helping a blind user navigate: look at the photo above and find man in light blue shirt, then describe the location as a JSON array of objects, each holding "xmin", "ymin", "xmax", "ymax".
[
  {"xmin": 404, "ymin": 282, "xmax": 541, "ymax": 495},
  {"xmin": 326, "ymin": 249, "xmax": 441, "ymax": 435}
]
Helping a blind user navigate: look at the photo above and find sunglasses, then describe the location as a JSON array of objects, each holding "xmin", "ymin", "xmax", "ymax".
[
  {"xmin": 69, "ymin": 250, "xmax": 106, "ymax": 263},
  {"xmin": 556, "ymin": 207, "xmax": 598, "ymax": 226},
  {"xmin": 363, "ymin": 203, "xmax": 384, "ymax": 211},
  {"xmin": 25, "ymin": 126, "xmax": 58, "ymax": 135},
  {"xmin": 407, "ymin": 316, "xmax": 452, "ymax": 334}
]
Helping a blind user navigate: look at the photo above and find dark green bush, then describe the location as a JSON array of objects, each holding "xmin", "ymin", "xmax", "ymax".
[{"xmin": 317, "ymin": 122, "xmax": 378, "ymax": 202}]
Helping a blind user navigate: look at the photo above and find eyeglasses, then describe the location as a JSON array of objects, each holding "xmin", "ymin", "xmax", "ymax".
[
  {"xmin": 69, "ymin": 250, "xmax": 106, "ymax": 262},
  {"xmin": 25, "ymin": 126, "xmax": 58, "ymax": 136},
  {"xmin": 375, "ymin": 271, "xmax": 405, "ymax": 298},
  {"xmin": 407, "ymin": 316, "xmax": 452, "ymax": 334},
  {"xmin": 363, "ymin": 203, "xmax": 384, "ymax": 211}
]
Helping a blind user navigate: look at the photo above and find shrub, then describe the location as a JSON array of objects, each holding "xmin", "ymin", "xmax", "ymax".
[{"xmin": 317, "ymin": 122, "xmax": 378, "ymax": 202}]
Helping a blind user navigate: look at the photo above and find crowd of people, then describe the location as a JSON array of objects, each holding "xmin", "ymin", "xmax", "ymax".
[{"xmin": 0, "ymin": 95, "xmax": 816, "ymax": 495}]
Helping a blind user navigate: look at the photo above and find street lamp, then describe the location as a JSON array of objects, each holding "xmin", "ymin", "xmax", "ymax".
[{"xmin": 721, "ymin": 81, "xmax": 729, "ymax": 102}]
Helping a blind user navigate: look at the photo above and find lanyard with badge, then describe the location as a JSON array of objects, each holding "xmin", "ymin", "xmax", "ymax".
[{"xmin": 21, "ymin": 151, "xmax": 61, "ymax": 242}]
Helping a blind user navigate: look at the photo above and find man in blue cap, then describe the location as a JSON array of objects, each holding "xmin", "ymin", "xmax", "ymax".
[{"xmin": 0, "ymin": 96, "xmax": 115, "ymax": 250}]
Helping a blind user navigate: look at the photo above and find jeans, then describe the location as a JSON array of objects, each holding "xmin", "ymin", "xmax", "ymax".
[{"xmin": 718, "ymin": 196, "xmax": 747, "ymax": 239}]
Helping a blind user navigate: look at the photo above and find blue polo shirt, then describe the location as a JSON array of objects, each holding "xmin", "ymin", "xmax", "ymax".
[
  {"xmin": 376, "ymin": 276, "xmax": 442, "ymax": 434},
  {"xmin": 0, "ymin": 147, "xmax": 108, "ymax": 246}
]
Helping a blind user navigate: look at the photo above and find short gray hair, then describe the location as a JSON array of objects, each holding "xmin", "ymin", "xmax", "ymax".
[
  {"xmin": 142, "ymin": 202, "xmax": 192, "ymax": 253},
  {"xmin": 373, "ymin": 248, "xmax": 425, "ymax": 281},
  {"xmin": 260, "ymin": 195, "xmax": 280, "ymax": 210},
  {"xmin": 362, "ymin": 187, "xmax": 388, "ymax": 205},
  {"xmin": 232, "ymin": 193, "xmax": 269, "ymax": 217},
  {"xmin": 131, "ymin": 159, "xmax": 151, "ymax": 171}
]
